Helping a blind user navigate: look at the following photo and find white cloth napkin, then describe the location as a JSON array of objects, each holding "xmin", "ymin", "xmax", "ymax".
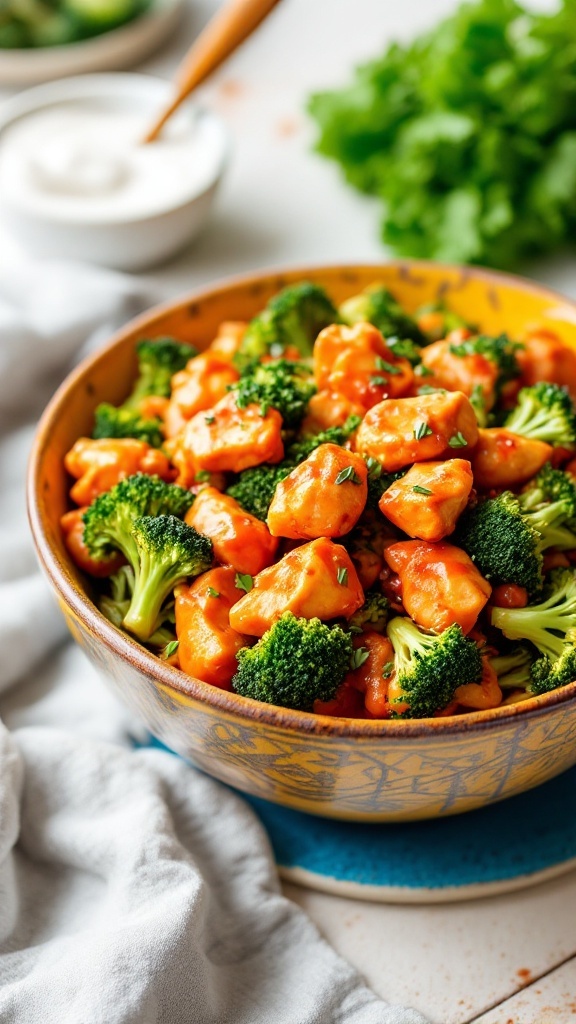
[{"xmin": 0, "ymin": 255, "xmax": 429, "ymax": 1024}]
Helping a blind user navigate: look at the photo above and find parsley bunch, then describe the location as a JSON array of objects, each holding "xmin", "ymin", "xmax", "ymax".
[{"xmin": 308, "ymin": 0, "xmax": 576, "ymax": 269}]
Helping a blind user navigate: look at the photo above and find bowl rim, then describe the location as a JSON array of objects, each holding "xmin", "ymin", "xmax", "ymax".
[{"xmin": 27, "ymin": 259, "xmax": 576, "ymax": 739}]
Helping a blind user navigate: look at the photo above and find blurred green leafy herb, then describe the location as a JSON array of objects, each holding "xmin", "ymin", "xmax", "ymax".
[{"xmin": 308, "ymin": 0, "xmax": 576, "ymax": 269}]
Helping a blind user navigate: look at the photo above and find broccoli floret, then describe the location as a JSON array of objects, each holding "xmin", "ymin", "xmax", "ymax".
[
  {"xmin": 448, "ymin": 334, "xmax": 521, "ymax": 398},
  {"xmin": 386, "ymin": 336, "xmax": 422, "ymax": 366},
  {"xmin": 287, "ymin": 416, "xmax": 362, "ymax": 462},
  {"xmin": 456, "ymin": 490, "xmax": 576, "ymax": 597},
  {"xmin": 235, "ymin": 282, "xmax": 339, "ymax": 369},
  {"xmin": 362, "ymin": 458, "xmax": 407, "ymax": 512},
  {"xmin": 386, "ymin": 616, "xmax": 482, "ymax": 719},
  {"xmin": 231, "ymin": 360, "xmax": 317, "ymax": 429},
  {"xmin": 491, "ymin": 570, "xmax": 576, "ymax": 694},
  {"xmin": 226, "ymin": 418, "xmax": 361, "ymax": 520},
  {"xmin": 92, "ymin": 403, "xmax": 164, "ymax": 448},
  {"xmin": 226, "ymin": 462, "xmax": 292, "ymax": 522},
  {"xmin": 489, "ymin": 647, "xmax": 534, "ymax": 690},
  {"xmin": 83, "ymin": 473, "xmax": 194, "ymax": 565},
  {"xmin": 124, "ymin": 337, "xmax": 195, "ymax": 409},
  {"xmin": 503, "ymin": 383, "xmax": 576, "ymax": 446},
  {"xmin": 99, "ymin": 565, "xmax": 176, "ymax": 647},
  {"xmin": 517, "ymin": 464, "xmax": 576, "ymax": 550},
  {"xmin": 520, "ymin": 463, "xmax": 576, "ymax": 520},
  {"xmin": 348, "ymin": 590, "xmax": 389, "ymax": 633},
  {"xmin": 123, "ymin": 515, "xmax": 212, "ymax": 641},
  {"xmin": 232, "ymin": 611, "xmax": 353, "ymax": 710},
  {"xmin": 339, "ymin": 285, "xmax": 425, "ymax": 344}
]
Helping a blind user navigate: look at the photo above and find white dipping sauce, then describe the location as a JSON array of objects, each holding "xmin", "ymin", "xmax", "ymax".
[{"xmin": 0, "ymin": 99, "xmax": 226, "ymax": 222}]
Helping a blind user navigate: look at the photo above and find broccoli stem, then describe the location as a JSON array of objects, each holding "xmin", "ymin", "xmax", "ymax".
[{"xmin": 123, "ymin": 557, "xmax": 186, "ymax": 641}]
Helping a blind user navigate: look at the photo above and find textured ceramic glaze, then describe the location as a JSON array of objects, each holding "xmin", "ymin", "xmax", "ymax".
[{"xmin": 28, "ymin": 262, "xmax": 576, "ymax": 821}]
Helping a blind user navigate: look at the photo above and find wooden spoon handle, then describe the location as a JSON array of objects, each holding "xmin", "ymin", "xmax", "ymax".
[{"xmin": 143, "ymin": 0, "xmax": 282, "ymax": 143}]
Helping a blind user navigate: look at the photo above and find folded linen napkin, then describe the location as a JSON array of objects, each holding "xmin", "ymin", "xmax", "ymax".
[{"xmin": 0, "ymin": 255, "xmax": 429, "ymax": 1024}]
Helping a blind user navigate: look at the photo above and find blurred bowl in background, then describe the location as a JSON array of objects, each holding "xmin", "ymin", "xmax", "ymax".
[
  {"xmin": 0, "ymin": 0, "xmax": 184, "ymax": 86},
  {"xmin": 0, "ymin": 73, "xmax": 230, "ymax": 270}
]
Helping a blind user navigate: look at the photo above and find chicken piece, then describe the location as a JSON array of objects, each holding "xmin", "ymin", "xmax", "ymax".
[
  {"xmin": 347, "ymin": 632, "xmax": 394, "ymax": 718},
  {"xmin": 164, "ymin": 352, "xmax": 240, "ymax": 438},
  {"xmin": 229, "ymin": 537, "xmax": 364, "ymax": 637},
  {"xmin": 454, "ymin": 655, "xmax": 502, "ymax": 710},
  {"xmin": 420, "ymin": 338, "xmax": 499, "ymax": 410},
  {"xmin": 169, "ymin": 391, "xmax": 284, "ymax": 482},
  {"xmin": 185, "ymin": 487, "xmax": 278, "ymax": 575},
  {"xmin": 138, "ymin": 395, "xmax": 170, "ymax": 421},
  {"xmin": 384, "ymin": 540, "xmax": 491, "ymax": 635},
  {"xmin": 61, "ymin": 508, "xmax": 124, "ymax": 577},
  {"xmin": 355, "ymin": 391, "xmax": 479, "ymax": 472},
  {"xmin": 313, "ymin": 322, "xmax": 413, "ymax": 411},
  {"xmin": 301, "ymin": 390, "xmax": 364, "ymax": 434},
  {"xmin": 267, "ymin": 444, "xmax": 368, "ymax": 540},
  {"xmin": 379, "ymin": 459, "xmax": 473, "ymax": 542},
  {"xmin": 175, "ymin": 567, "xmax": 248, "ymax": 689},
  {"xmin": 313, "ymin": 681, "xmax": 366, "ymax": 718},
  {"xmin": 208, "ymin": 321, "xmax": 247, "ymax": 362},
  {"xmin": 517, "ymin": 328, "xmax": 576, "ymax": 399},
  {"xmin": 314, "ymin": 321, "xmax": 385, "ymax": 389},
  {"xmin": 470, "ymin": 428, "xmax": 551, "ymax": 490},
  {"xmin": 65, "ymin": 437, "xmax": 173, "ymax": 506}
]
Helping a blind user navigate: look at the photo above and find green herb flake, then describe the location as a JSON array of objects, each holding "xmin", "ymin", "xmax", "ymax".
[
  {"xmin": 448, "ymin": 431, "xmax": 468, "ymax": 448},
  {"xmin": 337, "ymin": 566, "xmax": 349, "ymax": 586},
  {"xmin": 204, "ymin": 414, "xmax": 216, "ymax": 425},
  {"xmin": 370, "ymin": 375, "xmax": 388, "ymax": 387},
  {"xmin": 365, "ymin": 455, "xmax": 382, "ymax": 480},
  {"xmin": 350, "ymin": 647, "xmax": 370, "ymax": 670},
  {"xmin": 335, "ymin": 465, "xmax": 362, "ymax": 485},
  {"xmin": 413, "ymin": 421, "xmax": 433, "ymax": 440},
  {"xmin": 161, "ymin": 640, "xmax": 179, "ymax": 660},
  {"xmin": 235, "ymin": 572, "xmax": 254, "ymax": 593},
  {"xmin": 376, "ymin": 357, "xmax": 401, "ymax": 375},
  {"xmin": 381, "ymin": 661, "xmax": 394, "ymax": 679},
  {"xmin": 412, "ymin": 484, "xmax": 433, "ymax": 495},
  {"xmin": 207, "ymin": 587, "xmax": 221, "ymax": 598},
  {"xmin": 194, "ymin": 470, "xmax": 211, "ymax": 483},
  {"xmin": 415, "ymin": 364, "xmax": 434, "ymax": 377}
]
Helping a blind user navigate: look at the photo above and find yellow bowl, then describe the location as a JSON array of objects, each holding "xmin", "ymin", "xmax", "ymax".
[{"xmin": 27, "ymin": 262, "xmax": 576, "ymax": 822}]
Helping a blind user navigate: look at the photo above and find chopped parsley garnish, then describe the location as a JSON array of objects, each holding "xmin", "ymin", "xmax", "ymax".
[
  {"xmin": 235, "ymin": 572, "xmax": 253, "ymax": 593},
  {"xmin": 335, "ymin": 465, "xmax": 363, "ymax": 485}
]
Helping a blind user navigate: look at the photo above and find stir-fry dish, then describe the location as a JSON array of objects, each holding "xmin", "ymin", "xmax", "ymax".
[{"xmin": 61, "ymin": 282, "xmax": 576, "ymax": 719}]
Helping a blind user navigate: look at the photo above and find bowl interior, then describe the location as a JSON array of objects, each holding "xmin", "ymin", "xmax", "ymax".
[{"xmin": 28, "ymin": 261, "xmax": 576, "ymax": 735}]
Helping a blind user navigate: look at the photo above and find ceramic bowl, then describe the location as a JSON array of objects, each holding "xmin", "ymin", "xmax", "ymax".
[
  {"xmin": 27, "ymin": 262, "xmax": 576, "ymax": 822},
  {"xmin": 0, "ymin": 0, "xmax": 183, "ymax": 87},
  {"xmin": 0, "ymin": 74, "xmax": 229, "ymax": 271}
]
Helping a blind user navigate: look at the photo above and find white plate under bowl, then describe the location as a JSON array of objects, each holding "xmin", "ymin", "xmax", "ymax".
[{"xmin": 0, "ymin": 0, "xmax": 184, "ymax": 87}]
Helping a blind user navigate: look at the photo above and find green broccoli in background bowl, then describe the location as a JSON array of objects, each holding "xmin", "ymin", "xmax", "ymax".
[
  {"xmin": 308, "ymin": 0, "xmax": 576, "ymax": 270},
  {"xmin": 0, "ymin": 0, "xmax": 151, "ymax": 48}
]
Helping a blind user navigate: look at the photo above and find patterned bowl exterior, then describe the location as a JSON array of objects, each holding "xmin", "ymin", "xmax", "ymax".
[{"xmin": 28, "ymin": 262, "xmax": 576, "ymax": 821}]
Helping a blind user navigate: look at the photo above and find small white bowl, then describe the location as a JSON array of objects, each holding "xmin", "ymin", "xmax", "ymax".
[{"xmin": 0, "ymin": 74, "xmax": 230, "ymax": 271}]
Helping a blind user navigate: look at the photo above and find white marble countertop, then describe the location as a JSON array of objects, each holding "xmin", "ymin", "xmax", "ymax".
[{"xmin": 3, "ymin": 1, "xmax": 576, "ymax": 1019}]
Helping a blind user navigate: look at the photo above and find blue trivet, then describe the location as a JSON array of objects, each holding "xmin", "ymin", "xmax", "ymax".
[
  {"xmin": 144, "ymin": 738, "xmax": 576, "ymax": 902},
  {"xmin": 245, "ymin": 768, "xmax": 576, "ymax": 902}
]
